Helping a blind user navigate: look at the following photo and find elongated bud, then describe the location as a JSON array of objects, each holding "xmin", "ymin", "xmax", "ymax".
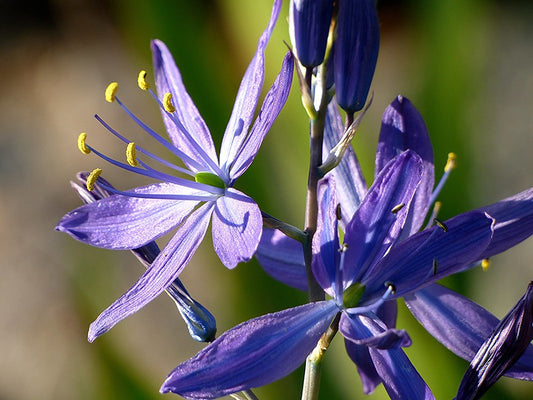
[
  {"xmin": 334, "ymin": 0, "xmax": 380, "ymax": 114},
  {"xmin": 71, "ymin": 172, "xmax": 217, "ymax": 342},
  {"xmin": 456, "ymin": 282, "xmax": 533, "ymax": 400},
  {"xmin": 289, "ymin": 0, "xmax": 334, "ymax": 68}
]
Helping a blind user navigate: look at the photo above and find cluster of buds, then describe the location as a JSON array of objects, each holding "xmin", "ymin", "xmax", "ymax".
[{"xmin": 290, "ymin": 0, "xmax": 379, "ymax": 116}]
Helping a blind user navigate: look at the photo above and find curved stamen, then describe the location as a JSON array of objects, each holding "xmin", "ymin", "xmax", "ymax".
[
  {"xmin": 430, "ymin": 152, "xmax": 457, "ymax": 205},
  {"xmin": 147, "ymin": 88, "xmax": 224, "ymax": 177},
  {"xmin": 94, "ymin": 114, "xmax": 195, "ymax": 177},
  {"xmin": 85, "ymin": 143, "xmax": 223, "ymax": 195},
  {"xmin": 345, "ymin": 284, "xmax": 395, "ymax": 315},
  {"xmin": 111, "ymin": 96, "xmax": 206, "ymax": 172},
  {"xmin": 93, "ymin": 180, "xmax": 219, "ymax": 201}
]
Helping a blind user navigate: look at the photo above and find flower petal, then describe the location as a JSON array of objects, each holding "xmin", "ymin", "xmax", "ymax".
[
  {"xmin": 211, "ymin": 188, "xmax": 262, "ymax": 269},
  {"xmin": 404, "ymin": 284, "xmax": 533, "ymax": 381},
  {"xmin": 340, "ymin": 312, "xmax": 411, "ymax": 349},
  {"xmin": 312, "ymin": 177, "xmax": 340, "ymax": 297},
  {"xmin": 161, "ymin": 301, "xmax": 339, "ymax": 399},
  {"xmin": 87, "ymin": 203, "xmax": 214, "ymax": 341},
  {"xmin": 323, "ymin": 98, "xmax": 367, "ymax": 226},
  {"xmin": 363, "ymin": 211, "xmax": 494, "ymax": 301},
  {"xmin": 369, "ymin": 347, "xmax": 435, "ymax": 400},
  {"xmin": 151, "ymin": 39, "xmax": 218, "ymax": 170},
  {"xmin": 219, "ymin": 0, "xmax": 282, "ymax": 170},
  {"xmin": 343, "ymin": 150, "xmax": 423, "ymax": 285},
  {"xmin": 56, "ymin": 183, "xmax": 204, "ymax": 249},
  {"xmin": 476, "ymin": 187, "xmax": 533, "ymax": 259},
  {"xmin": 376, "ymin": 96, "xmax": 434, "ymax": 234},
  {"xmin": 255, "ymin": 228, "xmax": 307, "ymax": 291},
  {"xmin": 229, "ymin": 51, "xmax": 294, "ymax": 181},
  {"xmin": 344, "ymin": 339, "xmax": 382, "ymax": 394}
]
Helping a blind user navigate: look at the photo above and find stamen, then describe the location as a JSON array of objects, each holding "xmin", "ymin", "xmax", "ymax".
[
  {"xmin": 77, "ymin": 132, "xmax": 90, "ymax": 154},
  {"xmin": 432, "ymin": 258, "xmax": 439, "ymax": 275},
  {"xmin": 430, "ymin": 153, "xmax": 458, "ymax": 205},
  {"xmin": 434, "ymin": 218, "xmax": 448, "ymax": 232},
  {"xmin": 336, "ymin": 204, "xmax": 342, "ymax": 221},
  {"xmin": 424, "ymin": 201, "xmax": 442, "ymax": 230},
  {"xmin": 137, "ymin": 70, "xmax": 149, "ymax": 90},
  {"xmin": 86, "ymin": 168, "xmax": 102, "ymax": 191},
  {"xmin": 126, "ymin": 142, "xmax": 138, "ymax": 167},
  {"xmin": 105, "ymin": 82, "xmax": 119, "ymax": 103},
  {"xmin": 391, "ymin": 203, "xmax": 405, "ymax": 214},
  {"xmin": 481, "ymin": 258, "xmax": 490, "ymax": 271},
  {"xmin": 444, "ymin": 152, "xmax": 457, "ymax": 173},
  {"xmin": 384, "ymin": 281, "xmax": 396, "ymax": 294},
  {"xmin": 163, "ymin": 92, "xmax": 175, "ymax": 113}
]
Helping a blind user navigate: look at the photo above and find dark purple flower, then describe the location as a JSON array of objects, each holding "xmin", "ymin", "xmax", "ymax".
[
  {"xmin": 56, "ymin": 0, "xmax": 293, "ymax": 342},
  {"xmin": 289, "ymin": 0, "xmax": 334, "ymax": 68},
  {"xmin": 334, "ymin": 0, "xmax": 380, "ymax": 114},
  {"xmin": 257, "ymin": 95, "xmax": 533, "ymax": 391}
]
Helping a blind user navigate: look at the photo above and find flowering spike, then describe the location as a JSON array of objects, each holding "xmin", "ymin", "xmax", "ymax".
[
  {"xmin": 445, "ymin": 152, "xmax": 457, "ymax": 173},
  {"xmin": 334, "ymin": 0, "xmax": 380, "ymax": 113},
  {"xmin": 289, "ymin": 0, "xmax": 335, "ymax": 68},
  {"xmin": 105, "ymin": 82, "xmax": 118, "ymax": 103},
  {"xmin": 481, "ymin": 258, "xmax": 490, "ymax": 271},
  {"xmin": 163, "ymin": 92, "xmax": 175, "ymax": 113},
  {"xmin": 126, "ymin": 142, "xmax": 138, "ymax": 167},
  {"xmin": 86, "ymin": 168, "xmax": 102, "ymax": 191},
  {"xmin": 77, "ymin": 132, "xmax": 90, "ymax": 154},
  {"xmin": 137, "ymin": 70, "xmax": 149, "ymax": 90}
]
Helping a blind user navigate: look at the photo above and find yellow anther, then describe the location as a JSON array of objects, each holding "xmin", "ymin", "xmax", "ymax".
[
  {"xmin": 77, "ymin": 132, "xmax": 91, "ymax": 155},
  {"xmin": 126, "ymin": 142, "xmax": 138, "ymax": 167},
  {"xmin": 434, "ymin": 201, "xmax": 442, "ymax": 213},
  {"xmin": 105, "ymin": 82, "xmax": 119, "ymax": 103},
  {"xmin": 86, "ymin": 168, "xmax": 102, "ymax": 191},
  {"xmin": 481, "ymin": 258, "xmax": 490, "ymax": 271},
  {"xmin": 163, "ymin": 92, "xmax": 175, "ymax": 113},
  {"xmin": 137, "ymin": 70, "xmax": 149, "ymax": 90},
  {"xmin": 444, "ymin": 152, "xmax": 457, "ymax": 173}
]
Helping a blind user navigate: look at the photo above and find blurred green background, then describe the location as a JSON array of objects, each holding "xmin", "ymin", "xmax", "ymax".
[{"xmin": 1, "ymin": 0, "xmax": 532, "ymax": 399}]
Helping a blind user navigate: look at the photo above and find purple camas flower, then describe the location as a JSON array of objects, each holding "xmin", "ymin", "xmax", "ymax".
[
  {"xmin": 289, "ymin": 0, "xmax": 334, "ymax": 68},
  {"xmin": 56, "ymin": 0, "xmax": 293, "ymax": 342},
  {"xmin": 256, "ymin": 95, "xmax": 533, "ymax": 395},
  {"xmin": 334, "ymin": 0, "xmax": 380, "ymax": 114},
  {"xmin": 455, "ymin": 282, "xmax": 533, "ymax": 400}
]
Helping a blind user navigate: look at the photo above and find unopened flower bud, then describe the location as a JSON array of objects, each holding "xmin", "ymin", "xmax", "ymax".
[
  {"xmin": 334, "ymin": 0, "xmax": 380, "ymax": 114},
  {"xmin": 289, "ymin": 0, "xmax": 334, "ymax": 68}
]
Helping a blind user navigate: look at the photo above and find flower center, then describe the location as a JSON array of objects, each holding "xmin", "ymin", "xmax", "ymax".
[
  {"xmin": 194, "ymin": 172, "xmax": 226, "ymax": 190},
  {"xmin": 342, "ymin": 282, "xmax": 365, "ymax": 309}
]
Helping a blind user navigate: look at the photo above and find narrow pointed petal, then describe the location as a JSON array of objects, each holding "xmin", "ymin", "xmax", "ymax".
[
  {"xmin": 363, "ymin": 211, "xmax": 494, "ymax": 301},
  {"xmin": 255, "ymin": 228, "xmax": 307, "ymax": 291},
  {"xmin": 151, "ymin": 39, "xmax": 217, "ymax": 169},
  {"xmin": 211, "ymin": 189, "xmax": 262, "ymax": 269},
  {"xmin": 344, "ymin": 339, "xmax": 382, "ymax": 394},
  {"xmin": 161, "ymin": 301, "xmax": 339, "ymax": 399},
  {"xmin": 88, "ymin": 203, "xmax": 214, "ymax": 342},
  {"xmin": 343, "ymin": 150, "xmax": 423, "ymax": 285},
  {"xmin": 219, "ymin": 0, "xmax": 282, "ymax": 169},
  {"xmin": 376, "ymin": 301, "xmax": 398, "ymax": 329},
  {"xmin": 369, "ymin": 347, "xmax": 435, "ymax": 400},
  {"xmin": 477, "ymin": 187, "xmax": 533, "ymax": 259},
  {"xmin": 376, "ymin": 95, "xmax": 434, "ymax": 234},
  {"xmin": 457, "ymin": 282, "xmax": 533, "ymax": 400},
  {"xmin": 56, "ymin": 183, "xmax": 203, "ymax": 249},
  {"xmin": 404, "ymin": 284, "xmax": 533, "ymax": 381},
  {"xmin": 229, "ymin": 51, "xmax": 294, "ymax": 180},
  {"xmin": 340, "ymin": 312, "xmax": 411, "ymax": 349},
  {"xmin": 312, "ymin": 177, "xmax": 340, "ymax": 297},
  {"xmin": 323, "ymin": 98, "xmax": 367, "ymax": 226}
]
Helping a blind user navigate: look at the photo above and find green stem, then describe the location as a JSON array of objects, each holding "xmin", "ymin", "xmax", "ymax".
[
  {"xmin": 301, "ymin": 313, "xmax": 341, "ymax": 400},
  {"xmin": 261, "ymin": 211, "xmax": 307, "ymax": 243}
]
